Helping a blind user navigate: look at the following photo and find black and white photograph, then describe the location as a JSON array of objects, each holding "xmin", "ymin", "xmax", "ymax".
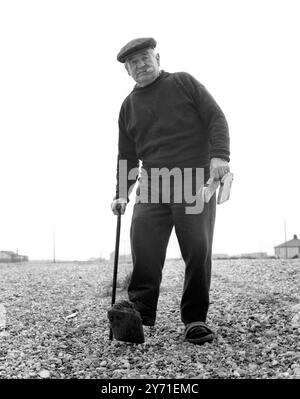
[{"xmin": 0, "ymin": 0, "xmax": 299, "ymax": 391}]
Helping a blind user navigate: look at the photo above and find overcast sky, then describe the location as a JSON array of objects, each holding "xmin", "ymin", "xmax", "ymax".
[{"xmin": 1, "ymin": 0, "xmax": 299, "ymax": 260}]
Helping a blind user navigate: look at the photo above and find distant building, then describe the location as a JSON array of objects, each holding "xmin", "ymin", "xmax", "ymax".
[
  {"xmin": 274, "ymin": 234, "xmax": 300, "ymax": 258},
  {"xmin": 0, "ymin": 251, "xmax": 29, "ymax": 263},
  {"xmin": 88, "ymin": 257, "xmax": 107, "ymax": 262},
  {"xmin": 109, "ymin": 251, "xmax": 132, "ymax": 263},
  {"xmin": 240, "ymin": 252, "xmax": 268, "ymax": 259},
  {"xmin": 212, "ymin": 253, "xmax": 230, "ymax": 259}
]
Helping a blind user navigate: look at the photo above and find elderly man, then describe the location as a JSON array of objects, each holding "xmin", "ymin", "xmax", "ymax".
[{"xmin": 110, "ymin": 37, "xmax": 230, "ymax": 344}]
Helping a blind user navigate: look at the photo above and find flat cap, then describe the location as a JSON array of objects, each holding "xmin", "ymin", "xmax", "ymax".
[{"xmin": 117, "ymin": 37, "xmax": 157, "ymax": 63}]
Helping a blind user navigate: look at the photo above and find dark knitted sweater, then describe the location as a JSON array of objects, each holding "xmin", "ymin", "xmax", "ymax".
[{"xmin": 115, "ymin": 70, "xmax": 230, "ymax": 199}]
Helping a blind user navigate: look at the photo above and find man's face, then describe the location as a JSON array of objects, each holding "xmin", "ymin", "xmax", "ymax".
[{"xmin": 125, "ymin": 49, "xmax": 160, "ymax": 87}]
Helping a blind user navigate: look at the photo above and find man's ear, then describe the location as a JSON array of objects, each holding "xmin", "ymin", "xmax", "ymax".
[
  {"xmin": 156, "ymin": 53, "xmax": 160, "ymax": 67},
  {"xmin": 125, "ymin": 62, "xmax": 132, "ymax": 76}
]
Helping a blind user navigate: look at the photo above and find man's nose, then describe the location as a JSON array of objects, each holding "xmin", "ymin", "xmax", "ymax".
[{"xmin": 136, "ymin": 59, "xmax": 146, "ymax": 68}]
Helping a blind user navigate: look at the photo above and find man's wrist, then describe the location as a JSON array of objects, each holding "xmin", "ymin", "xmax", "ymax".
[
  {"xmin": 210, "ymin": 154, "xmax": 230, "ymax": 163},
  {"xmin": 113, "ymin": 197, "xmax": 128, "ymax": 203},
  {"xmin": 210, "ymin": 157, "xmax": 229, "ymax": 162}
]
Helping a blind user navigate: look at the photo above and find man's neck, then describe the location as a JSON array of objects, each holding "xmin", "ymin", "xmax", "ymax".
[{"xmin": 136, "ymin": 70, "xmax": 162, "ymax": 88}]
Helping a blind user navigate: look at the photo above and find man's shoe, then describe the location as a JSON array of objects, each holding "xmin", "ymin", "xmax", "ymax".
[
  {"xmin": 130, "ymin": 300, "xmax": 156, "ymax": 326},
  {"xmin": 184, "ymin": 321, "xmax": 215, "ymax": 345},
  {"xmin": 107, "ymin": 300, "xmax": 145, "ymax": 343}
]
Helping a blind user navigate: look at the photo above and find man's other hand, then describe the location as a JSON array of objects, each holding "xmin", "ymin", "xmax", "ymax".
[
  {"xmin": 210, "ymin": 158, "xmax": 230, "ymax": 181},
  {"xmin": 111, "ymin": 198, "xmax": 128, "ymax": 215}
]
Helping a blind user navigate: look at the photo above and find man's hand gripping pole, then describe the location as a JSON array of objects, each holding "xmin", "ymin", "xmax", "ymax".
[{"xmin": 201, "ymin": 172, "xmax": 234, "ymax": 204}]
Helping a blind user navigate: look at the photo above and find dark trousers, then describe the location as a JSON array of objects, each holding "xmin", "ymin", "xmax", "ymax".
[{"xmin": 128, "ymin": 192, "xmax": 216, "ymax": 325}]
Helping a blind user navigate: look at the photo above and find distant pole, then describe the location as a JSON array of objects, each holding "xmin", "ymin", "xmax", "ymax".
[
  {"xmin": 284, "ymin": 219, "xmax": 287, "ymax": 259},
  {"xmin": 53, "ymin": 225, "xmax": 56, "ymax": 264}
]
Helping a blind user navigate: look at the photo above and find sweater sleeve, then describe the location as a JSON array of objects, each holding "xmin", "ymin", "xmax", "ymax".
[
  {"xmin": 114, "ymin": 105, "xmax": 139, "ymax": 201},
  {"xmin": 175, "ymin": 72, "xmax": 230, "ymax": 162}
]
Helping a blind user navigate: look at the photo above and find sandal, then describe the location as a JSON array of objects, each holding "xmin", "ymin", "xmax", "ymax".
[{"xmin": 184, "ymin": 321, "xmax": 215, "ymax": 345}]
